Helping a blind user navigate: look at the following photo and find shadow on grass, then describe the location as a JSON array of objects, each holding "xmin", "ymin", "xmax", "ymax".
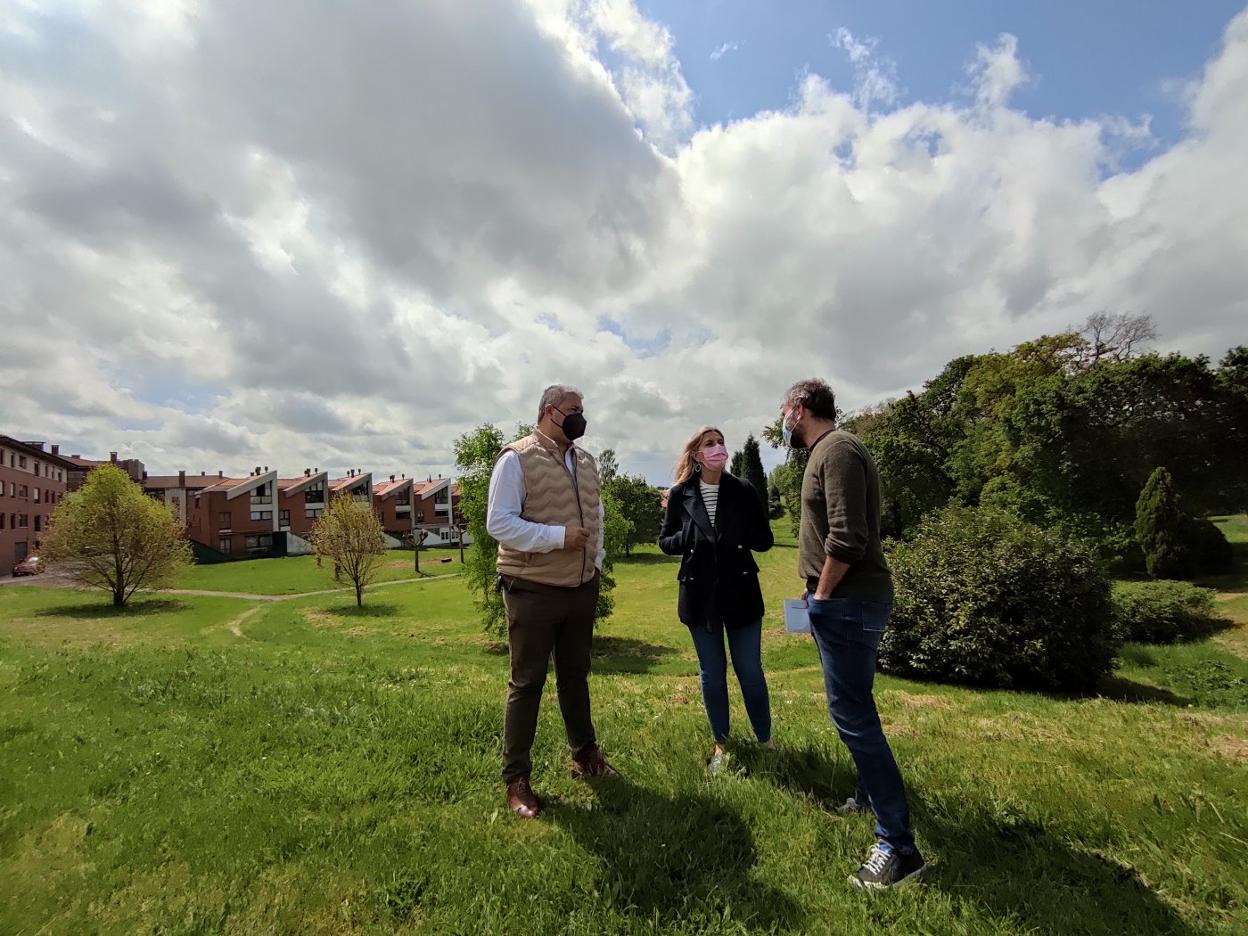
[
  {"xmin": 748, "ymin": 742, "xmax": 1195, "ymax": 934},
  {"xmin": 736, "ymin": 741, "xmax": 858, "ymax": 811},
  {"xmin": 592, "ymin": 635, "xmax": 679, "ymax": 675},
  {"xmin": 1095, "ymin": 675, "xmax": 1195, "ymax": 706},
  {"xmin": 324, "ymin": 602, "xmax": 402, "ymax": 618},
  {"xmin": 549, "ymin": 776, "xmax": 802, "ymax": 932},
  {"xmin": 920, "ymin": 802, "xmax": 1198, "ymax": 935},
  {"xmin": 34, "ymin": 598, "xmax": 186, "ymax": 619}
]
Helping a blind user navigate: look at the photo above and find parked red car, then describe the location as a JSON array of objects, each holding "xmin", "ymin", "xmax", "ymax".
[{"xmin": 12, "ymin": 555, "xmax": 43, "ymax": 577}]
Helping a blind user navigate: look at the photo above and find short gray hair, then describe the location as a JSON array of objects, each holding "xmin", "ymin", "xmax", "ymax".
[
  {"xmin": 537, "ymin": 384, "xmax": 582, "ymax": 422},
  {"xmin": 784, "ymin": 378, "xmax": 838, "ymax": 422}
]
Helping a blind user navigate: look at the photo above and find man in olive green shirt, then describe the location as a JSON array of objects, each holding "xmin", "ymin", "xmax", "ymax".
[{"xmin": 782, "ymin": 377, "xmax": 925, "ymax": 890}]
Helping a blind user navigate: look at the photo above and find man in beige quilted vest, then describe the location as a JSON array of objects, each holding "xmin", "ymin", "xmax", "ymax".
[{"xmin": 487, "ymin": 384, "xmax": 617, "ymax": 819}]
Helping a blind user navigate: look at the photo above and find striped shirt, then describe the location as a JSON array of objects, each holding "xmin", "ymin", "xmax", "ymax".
[{"xmin": 700, "ymin": 479, "xmax": 720, "ymax": 528}]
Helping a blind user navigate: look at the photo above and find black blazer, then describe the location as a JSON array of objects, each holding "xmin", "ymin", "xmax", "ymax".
[{"xmin": 658, "ymin": 471, "xmax": 774, "ymax": 631}]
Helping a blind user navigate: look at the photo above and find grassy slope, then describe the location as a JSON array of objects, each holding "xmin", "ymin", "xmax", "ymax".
[
  {"xmin": 1, "ymin": 522, "xmax": 1245, "ymax": 934},
  {"xmin": 173, "ymin": 550, "xmax": 464, "ymax": 595}
]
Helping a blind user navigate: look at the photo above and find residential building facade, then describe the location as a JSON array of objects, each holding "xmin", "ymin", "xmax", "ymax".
[
  {"xmin": 0, "ymin": 437, "xmax": 76, "ymax": 572},
  {"xmin": 185, "ymin": 468, "xmax": 280, "ymax": 558}
]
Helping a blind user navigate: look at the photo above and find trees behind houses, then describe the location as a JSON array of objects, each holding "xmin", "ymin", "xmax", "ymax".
[{"xmin": 43, "ymin": 463, "xmax": 192, "ymax": 607}]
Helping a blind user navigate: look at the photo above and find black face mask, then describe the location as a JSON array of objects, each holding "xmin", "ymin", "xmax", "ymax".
[{"xmin": 554, "ymin": 407, "xmax": 587, "ymax": 442}]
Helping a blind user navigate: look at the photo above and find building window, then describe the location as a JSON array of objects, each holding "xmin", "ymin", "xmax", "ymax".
[
  {"xmin": 250, "ymin": 483, "xmax": 272, "ymax": 505},
  {"xmin": 34, "ymin": 516, "xmax": 42, "ymax": 532},
  {"xmin": 19, "ymin": 485, "xmax": 28, "ymax": 498},
  {"xmin": 18, "ymin": 456, "xmax": 27, "ymax": 469},
  {"xmin": 305, "ymin": 483, "xmax": 325, "ymax": 505},
  {"xmin": 218, "ymin": 511, "xmax": 231, "ymax": 528},
  {"xmin": 305, "ymin": 507, "xmax": 324, "ymax": 520},
  {"xmin": 0, "ymin": 514, "xmax": 5, "ymax": 529},
  {"xmin": 250, "ymin": 510, "xmax": 272, "ymax": 522},
  {"xmin": 244, "ymin": 534, "xmax": 273, "ymax": 554},
  {"xmin": 219, "ymin": 538, "xmax": 231, "ymax": 555},
  {"xmin": 33, "ymin": 487, "xmax": 40, "ymax": 503},
  {"xmin": 279, "ymin": 510, "xmax": 290, "ymax": 527},
  {"xmin": 18, "ymin": 514, "xmax": 28, "ymax": 528}
]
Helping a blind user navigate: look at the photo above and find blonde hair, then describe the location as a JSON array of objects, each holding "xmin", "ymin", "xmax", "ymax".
[{"xmin": 673, "ymin": 426, "xmax": 726, "ymax": 485}]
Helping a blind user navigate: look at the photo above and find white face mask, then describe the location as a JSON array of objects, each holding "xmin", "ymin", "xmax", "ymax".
[{"xmin": 782, "ymin": 407, "xmax": 803, "ymax": 449}]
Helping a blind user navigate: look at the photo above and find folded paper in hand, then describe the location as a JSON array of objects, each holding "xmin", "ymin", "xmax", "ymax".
[{"xmin": 784, "ymin": 598, "xmax": 810, "ymax": 634}]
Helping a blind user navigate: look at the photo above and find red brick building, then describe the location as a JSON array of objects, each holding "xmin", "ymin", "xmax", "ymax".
[
  {"xmin": 143, "ymin": 470, "xmax": 219, "ymax": 524},
  {"xmin": 373, "ymin": 475, "xmax": 416, "ymax": 541},
  {"xmin": 0, "ymin": 437, "xmax": 77, "ymax": 573},
  {"xmin": 64, "ymin": 451, "xmax": 145, "ymax": 491},
  {"xmin": 185, "ymin": 468, "xmax": 280, "ymax": 558},
  {"xmin": 329, "ymin": 471, "xmax": 373, "ymax": 507},
  {"xmin": 276, "ymin": 469, "xmax": 329, "ymax": 540}
]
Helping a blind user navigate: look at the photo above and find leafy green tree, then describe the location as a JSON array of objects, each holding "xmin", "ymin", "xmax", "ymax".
[
  {"xmin": 43, "ymin": 464, "xmax": 192, "ymax": 607},
  {"xmin": 603, "ymin": 473, "xmax": 661, "ymax": 555},
  {"xmin": 1135, "ymin": 467, "xmax": 1193, "ymax": 579},
  {"xmin": 454, "ymin": 424, "xmax": 508, "ymax": 635},
  {"xmin": 729, "ymin": 449, "xmax": 746, "ymax": 478},
  {"xmin": 309, "ymin": 495, "xmax": 386, "ymax": 607},
  {"xmin": 598, "ymin": 448, "xmax": 619, "ymax": 484},
  {"xmin": 741, "ymin": 434, "xmax": 768, "ymax": 507}
]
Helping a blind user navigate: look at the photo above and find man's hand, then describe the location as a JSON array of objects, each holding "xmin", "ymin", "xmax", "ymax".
[{"xmin": 562, "ymin": 526, "xmax": 591, "ymax": 550}]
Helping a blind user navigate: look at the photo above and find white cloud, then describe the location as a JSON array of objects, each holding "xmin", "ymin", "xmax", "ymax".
[
  {"xmin": 710, "ymin": 40, "xmax": 741, "ymax": 62},
  {"xmin": 1, "ymin": 1, "xmax": 1246, "ymax": 484},
  {"xmin": 830, "ymin": 27, "xmax": 901, "ymax": 111}
]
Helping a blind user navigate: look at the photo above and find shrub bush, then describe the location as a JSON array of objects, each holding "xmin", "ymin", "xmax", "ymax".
[
  {"xmin": 1134, "ymin": 467, "xmax": 1233, "ymax": 578},
  {"xmin": 1135, "ymin": 467, "xmax": 1193, "ymax": 578},
  {"xmin": 1111, "ymin": 580, "xmax": 1220, "ymax": 644},
  {"xmin": 881, "ymin": 506, "xmax": 1118, "ymax": 691},
  {"xmin": 1188, "ymin": 517, "xmax": 1234, "ymax": 574}
]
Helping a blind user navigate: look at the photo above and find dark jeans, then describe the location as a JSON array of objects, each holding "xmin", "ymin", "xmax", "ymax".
[
  {"xmin": 689, "ymin": 620, "xmax": 772, "ymax": 744},
  {"xmin": 807, "ymin": 594, "xmax": 915, "ymax": 854},
  {"xmin": 501, "ymin": 573, "xmax": 600, "ymax": 783}
]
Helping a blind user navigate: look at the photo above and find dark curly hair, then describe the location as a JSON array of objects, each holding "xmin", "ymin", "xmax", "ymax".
[{"xmin": 784, "ymin": 378, "xmax": 838, "ymax": 422}]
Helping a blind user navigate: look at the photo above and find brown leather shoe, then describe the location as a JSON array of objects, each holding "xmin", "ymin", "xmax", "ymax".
[
  {"xmin": 571, "ymin": 746, "xmax": 618, "ymax": 779},
  {"xmin": 506, "ymin": 776, "xmax": 541, "ymax": 819}
]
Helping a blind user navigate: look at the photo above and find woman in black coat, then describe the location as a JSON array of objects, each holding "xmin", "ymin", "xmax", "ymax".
[{"xmin": 659, "ymin": 426, "xmax": 775, "ymax": 773}]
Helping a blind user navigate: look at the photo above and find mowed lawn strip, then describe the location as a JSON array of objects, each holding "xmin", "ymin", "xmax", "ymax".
[{"xmin": 1, "ymin": 520, "xmax": 1245, "ymax": 933}]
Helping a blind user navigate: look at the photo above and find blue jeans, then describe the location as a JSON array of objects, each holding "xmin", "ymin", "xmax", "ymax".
[
  {"xmin": 689, "ymin": 620, "xmax": 772, "ymax": 744},
  {"xmin": 807, "ymin": 596, "xmax": 915, "ymax": 854}
]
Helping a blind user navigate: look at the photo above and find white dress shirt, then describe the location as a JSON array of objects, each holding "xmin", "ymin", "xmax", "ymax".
[{"xmin": 487, "ymin": 441, "xmax": 606, "ymax": 570}]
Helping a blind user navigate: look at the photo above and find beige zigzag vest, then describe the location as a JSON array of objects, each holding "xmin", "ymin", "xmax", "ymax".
[{"xmin": 495, "ymin": 433, "xmax": 601, "ymax": 588}]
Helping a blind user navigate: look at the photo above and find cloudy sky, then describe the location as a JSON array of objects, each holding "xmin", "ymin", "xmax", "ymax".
[{"xmin": 2, "ymin": 1, "xmax": 1246, "ymax": 484}]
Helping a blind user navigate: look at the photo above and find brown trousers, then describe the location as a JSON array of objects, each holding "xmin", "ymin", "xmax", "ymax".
[{"xmin": 500, "ymin": 571, "xmax": 600, "ymax": 783}]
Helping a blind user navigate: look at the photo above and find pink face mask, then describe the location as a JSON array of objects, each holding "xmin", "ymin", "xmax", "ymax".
[{"xmin": 701, "ymin": 444, "xmax": 729, "ymax": 472}]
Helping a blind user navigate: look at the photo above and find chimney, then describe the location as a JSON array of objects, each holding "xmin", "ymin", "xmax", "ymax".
[
  {"xmin": 304, "ymin": 468, "xmax": 310, "ymax": 478},
  {"xmin": 179, "ymin": 470, "xmax": 186, "ymax": 486},
  {"xmin": 72, "ymin": 454, "xmax": 81, "ymax": 459},
  {"xmin": 401, "ymin": 473, "xmax": 405, "ymax": 479},
  {"xmin": 51, "ymin": 445, "xmax": 59, "ymax": 456},
  {"xmin": 254, "ymin": 466, "xmax": 261, "ymax": 476},
  {"xmin": 390, "ymin": 474, "xmax": 395, "ymax": 482},
  {"xmin": 218, "ymin": 470, "xmax": 224, "ymax": 478},
  {"xmin": 201, "ymin": 470, "xmax": 206, "ymax": 476},
  {"xmin": 110, "ymin": 452, "xmax": 118, "ymax": 463},
  {"xmin": 264, "ymin": 466, "xmax": 268, "ymax": 473}
]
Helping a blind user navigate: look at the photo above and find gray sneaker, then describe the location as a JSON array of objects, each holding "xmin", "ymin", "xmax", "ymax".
[
  {"xmin": 849, "ymin": 843, "xmax": 927, "ymax": 890},
  {"xmin": 707, "ymin": 748, "xmax": 732, "ymax": 777},
  {"xmin": 838, "ymin": 795, "xmax": 870, "ymax": 815}
]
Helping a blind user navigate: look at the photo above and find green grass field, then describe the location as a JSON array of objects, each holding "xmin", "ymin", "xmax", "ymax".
[
  {"xmin": 2, "ymin": 522, "xmax": 1246, "ymax": 934},
  {"xmin": 173, "ymin": 549, "xmax": 464, "ymax": 595}
]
